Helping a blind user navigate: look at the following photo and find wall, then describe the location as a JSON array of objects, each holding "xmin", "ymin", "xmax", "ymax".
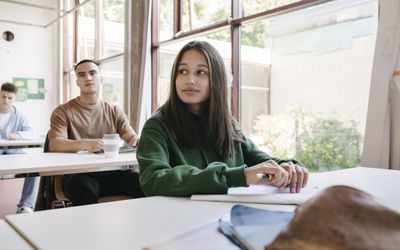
[
  {"xmin": 0, "ymin": 1, "xmax": 59, "ymax": 136},
  {"xmin": 362, "ymin": 0, "xmax": 400, "ymax": 168}
]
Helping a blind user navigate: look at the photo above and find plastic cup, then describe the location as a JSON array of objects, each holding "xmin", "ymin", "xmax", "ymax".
[{"xmin": 102, "ymin": 134, "xmax": 120, "ymax": 158}]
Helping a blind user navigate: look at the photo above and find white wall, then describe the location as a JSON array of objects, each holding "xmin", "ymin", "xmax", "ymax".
[
  {"xmin": 362, "ymin": 0, "xmax": 400, "ymax": 168},
  {"xmin": 0, "ymin": 1, "xmax": 59, "ymax": 136}
]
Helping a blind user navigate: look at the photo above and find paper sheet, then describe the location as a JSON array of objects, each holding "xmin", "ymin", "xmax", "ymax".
[
  {"xmin": 142, "ymin": 220, "xmax": 238, "ymax": 250},
  {"xmin": 191, "ymin": 185, "xmax": 320, "ymax": 205}
]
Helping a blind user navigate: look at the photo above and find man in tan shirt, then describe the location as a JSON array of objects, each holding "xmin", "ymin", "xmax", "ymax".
[{"xmin": 48, "ymin": 59, "xmax": 144, "ymax": 205}]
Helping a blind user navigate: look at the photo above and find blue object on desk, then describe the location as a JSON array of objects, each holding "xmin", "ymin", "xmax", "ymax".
[
  {"xmin": 218, "ymin": 204, "xmax": 294, "ymax": 250},
  {"xmin": 218, "ymin": 219, "xmax": 246, "ymax": 249},
  {"xmin": 119, "ymin": 146, "xmax": 136, "ymax": 153}
]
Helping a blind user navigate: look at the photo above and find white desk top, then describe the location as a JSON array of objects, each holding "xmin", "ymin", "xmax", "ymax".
[
  {"xmin": 0, "ymin": 220, "xmax": 33, "ymax": 250},
  {"xmin": 5, "ymin": 197, "xmax": 293, "ymax": 250},
  {"xmin": 4, "ymin": 167, "xmax": 399, "ymax": 250},
  {"xmin": 0, "ymin": 139, "xmax": 44, "ymax": 147},
  {"xmin": 0, "ymin": 152, "xmax": 137, "ymax": 177},
  {"xmin": 307, "ymin": 166, "xmax": 400, "ymax": 212}
]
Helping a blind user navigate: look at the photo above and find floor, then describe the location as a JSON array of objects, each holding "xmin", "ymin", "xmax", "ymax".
[
  {"xmin": 1, "ymin": 148, "xmax": 42, "ymax": 218},
  {"xmin": 0, "ymin": 178, "xmax": 22, "ymax": 218}
]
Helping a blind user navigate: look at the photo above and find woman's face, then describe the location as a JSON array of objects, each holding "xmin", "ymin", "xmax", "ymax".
[{"xmin": 175, "ymin": 49, "xmax": 211, "ymax": 115}]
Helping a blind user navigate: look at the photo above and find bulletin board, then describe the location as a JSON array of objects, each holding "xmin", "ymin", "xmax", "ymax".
[{"xmin": 13, "ymin": 77, "xmax": 45, "ymax": 101}]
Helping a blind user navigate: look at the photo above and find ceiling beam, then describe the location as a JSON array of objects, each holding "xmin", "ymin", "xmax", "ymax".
[{"xmin": 0, "ymin": 0, "xmax": 66, "ymax": 12}]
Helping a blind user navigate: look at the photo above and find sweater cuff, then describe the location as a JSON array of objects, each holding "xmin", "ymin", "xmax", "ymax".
[{"xmin": 224, "ymin": 165, "xmax": 247, "ymax": 187}]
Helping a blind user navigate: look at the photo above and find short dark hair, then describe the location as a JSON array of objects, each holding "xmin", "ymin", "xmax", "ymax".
[
  {"xmin": 74, "ymin": 59, "xmax": 99, "ymax": 71},
  {"xmin": 1, "ymin": 82, "xmax": 17, "ymax": 93}
]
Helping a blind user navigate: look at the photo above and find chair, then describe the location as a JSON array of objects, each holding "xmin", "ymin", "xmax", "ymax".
[
  {"xmin": 53, "ymin": 175, "xmax": 129, "ymax": 206},
  {"xmin": 35, "ymin": 133, "xmax": 130, "ymax": 211},
  {"xmin": 35, "ymin": 133, "xmax": 69, "ymax": 210}
]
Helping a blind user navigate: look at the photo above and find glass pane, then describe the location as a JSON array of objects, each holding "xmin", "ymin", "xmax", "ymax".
[
  {"xmin": 67, "ymin": 13, "xmax": 74, "ymax": 68},
  {"xmin": 101, "ymin": 57, "xmax": 125, "ymax": 109},
  {"xmin": 65, "ymin": 0, "xmax": 81, "ymax": 68},
  {"xmin": 159, "ymin": 0, "xmax": 174, "ymax": 40},
  {"xmin": 240, "ymin": 0, "xmax": 378, "ymax": 172},
  {"xmin": 243, "ymin": 0, "xmax": 300, "ymax": 17},
  {"xmin": 182, "ymin": 0, "xmax": 230, "ymax": 31},
  {"xmin": 103, "ymin": 0, "xmax": 125, "ymax": 57},
  {"xmin": 65, "ymin": 0, "xmax": 75, "ymax": 8},
  {"xmin": 68, "ymin": 72, "xmax": 79, "ymax": 100},
  {"xmin": 77, "ymin": 0, "xmax": 95, "ymax": 60},
  {"xmin": 157, "ymin": 29, "xmax": 232, "ymax": 108},
  {"xmin": 65, "ymin": 0, "xmax": 77, "ymax": 101}
]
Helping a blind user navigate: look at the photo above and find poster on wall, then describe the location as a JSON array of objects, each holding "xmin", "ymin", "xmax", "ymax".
[{"xmin": 13, "ymin": 77, "xmax": 45, "ymax": 101}]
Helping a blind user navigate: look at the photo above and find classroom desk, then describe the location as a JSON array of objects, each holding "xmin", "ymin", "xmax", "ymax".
[
  {"xmin": 0, "ymin": 138, "xmax": 45, "ymax": 147},
  {"xmin": 307, "ymin": 166, "xmax": 400, "ymax": 212},
  {"xmin": 0, "ymin": 219, "xmax": 33, "ymax": 249},
  {"xmin": 4, "ymin": 167, "xmax": 400, "ymax": 250},
  {"xmin": 5, "ymin": 197, "xmax": 293, "ymax": 250},
  {"xmin": 0, "ymin": 152, "xmax": 137, "ymax": 179}
]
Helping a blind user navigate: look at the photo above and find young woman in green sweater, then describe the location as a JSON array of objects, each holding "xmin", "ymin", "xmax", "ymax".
[{"xmin": 137, "ymin": 40, "xmax": 308, "ymax": 197}]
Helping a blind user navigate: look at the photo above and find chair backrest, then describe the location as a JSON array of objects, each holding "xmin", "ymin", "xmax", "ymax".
[
  {"xmin": 35, "ymin": 132, "xmax": 56, "ymax": 211},
  {"xmin": 43, "ymin": 132, "xmax": 50, "ymax": 153},
  {"xmin": 35, "ymin": 132, "xmax": 131, "ymax": 210}
]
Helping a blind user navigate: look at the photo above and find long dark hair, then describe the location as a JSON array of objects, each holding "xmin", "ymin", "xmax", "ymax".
[{"xmin": 162, "ymin": 40, "xmax": 242, "ymax": 160}]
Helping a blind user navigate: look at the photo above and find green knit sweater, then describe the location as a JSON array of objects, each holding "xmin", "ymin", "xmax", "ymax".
[{"xmin": 137, "ymin": 112, "xmax": 300, "ymax": 197}]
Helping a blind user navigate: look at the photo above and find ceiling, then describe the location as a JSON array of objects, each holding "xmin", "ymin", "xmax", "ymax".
[{"xmin": 0, "ymin": 0, "xmax": 87, "ymax": 28}]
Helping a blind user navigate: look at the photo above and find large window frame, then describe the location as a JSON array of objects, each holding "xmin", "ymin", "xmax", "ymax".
[
  {"xmin": 61, "ymin": 0, "xmax": 125, "ymax": 104},
  {"xmin": 151, "ymin": 0, "xmax": 378, "ymax": 172},
  {"xmin": 151, "ymin": 0, "xmax": 332, "ymax": 118}
]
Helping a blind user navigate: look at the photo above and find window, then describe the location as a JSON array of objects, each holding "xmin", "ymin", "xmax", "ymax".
[
  {"xmin": 102, "ymin": 0, "xmax": 125, "ymax": 57},
  {"xmin": 77, "ymin": 1, "xmax": 95, "ymax": 60},
  {"xmin": 241, "ymin": 0, "xmax": 378, "ymax": 171},
  {"xmin": 152, "ymin": 0, "xmax": 378, "ymax": 172},
  {"xmin": 157, "ymin": 29, "xmax": 232, "ymax": 107},
  {"xmin": 62, "ymin": 0, "xmax": 125, "ymax": 108},
  {"xmin": 181, "ymin": 0, "xmax": 230, "ymax": 31},
  {"xmin": 242, "ymin": 0, "xmax": 301, "ymax": 16}
]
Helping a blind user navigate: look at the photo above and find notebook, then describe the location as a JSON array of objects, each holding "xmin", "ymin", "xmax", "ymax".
[
  {"xmin": 191, "ymin": 185, "xmax": 319, "ymax": 205},
  {"xmin": 142, "ymin": 220, "xmax": 238, "ymax": 250},
  {"xmin": 218, "ymin": 204, "xmax": 294, "ymax": 250},
  {"xmin": 118, "ymin": 146, "xmax": 137, "ymax": 153}
]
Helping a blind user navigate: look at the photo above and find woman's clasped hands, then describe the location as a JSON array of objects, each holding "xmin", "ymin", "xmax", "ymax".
[{"xmin": 244, "ymin": 160, "xmax": 309, "ymax": 193}]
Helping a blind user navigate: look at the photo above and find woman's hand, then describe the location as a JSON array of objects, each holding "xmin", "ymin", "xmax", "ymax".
[
  {"xmin": 279, "ymin": 162, "xmax": 309, "ymax": 193},
  {"xmin": 244, "ymin": 160, "xmax": 289, "ymax": 190}
]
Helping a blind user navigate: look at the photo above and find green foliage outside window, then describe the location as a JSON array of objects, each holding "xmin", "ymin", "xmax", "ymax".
[
  {"xmin": 164, "ymin": 0, "xmax": 298, "ymax": 48},
  {"xmin": 103, "ymin": 0, "xmax": 124, "ymax": 23},
  {"xmin": 253, "ymin": 108, "xmax": 362, "ymax": 172},
  {"xmin": 81, "ymin": 0, "xmax": 124, "ymax": 23},
  {"xmin": 205, "ymin": 0, "xmax": 300, "ymax": 48}
]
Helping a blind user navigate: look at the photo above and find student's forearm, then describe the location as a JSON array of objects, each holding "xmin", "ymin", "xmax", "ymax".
[
  {"xmin": 50, "ymin": 138, "xmax": 100, "ymax": 152},
  {"xmin": 121, "ymin": 132, "xmax": 138, "ymax": 146},
  {"xmin": 49, "ymin": 138, "xmax": 83, "ymax": 152}
]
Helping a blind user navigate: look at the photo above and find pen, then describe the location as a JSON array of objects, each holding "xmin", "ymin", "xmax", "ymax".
[{"xmin": 256, "ymin": 173, "xmax": 272, "ymax": 180}]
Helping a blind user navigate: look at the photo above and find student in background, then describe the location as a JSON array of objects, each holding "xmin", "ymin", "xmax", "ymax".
[
  {"xmin": 48, "ymin": 59, "xmax": 144, "ymax": 205},
  {"xmin": 0, "ymin": 82, "xmax": 39, "ymax": 213},
  {"xmin": 137, "ymin": 40, "xmax": 308, "ymax": 197}
]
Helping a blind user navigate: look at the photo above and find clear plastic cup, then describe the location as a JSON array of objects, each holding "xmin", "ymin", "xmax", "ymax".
[{"xmin": 102, "ymin": 134, "xmax": 120, "ymax": 158}]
